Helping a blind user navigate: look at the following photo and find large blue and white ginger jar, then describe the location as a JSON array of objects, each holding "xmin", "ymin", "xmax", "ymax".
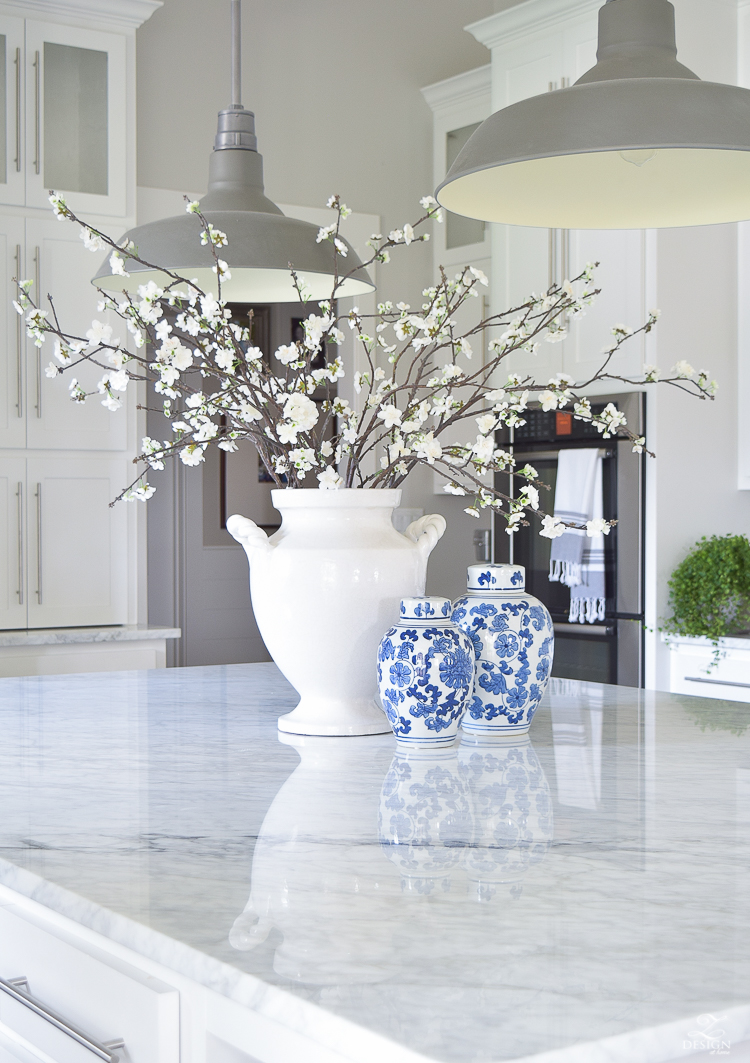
[
  {"xmin": 452, "ymin": 565, "xmax": 554, "ymax": 736},
  {"xmin": 377, "ymin": 596, "xmax": 475, "ymax": 745}
]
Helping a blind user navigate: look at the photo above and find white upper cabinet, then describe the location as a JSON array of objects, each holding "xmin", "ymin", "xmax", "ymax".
[
  {"xmin": 25, "ymin": 20, "xmax": 126, "ymax": 216},
  {"xmin": 0, "ymin": 16, "xmax": 26, "ymax": 206},
  {"xmin": 422, "ymin": 66, "xmax": 492, "ymax": 273}
]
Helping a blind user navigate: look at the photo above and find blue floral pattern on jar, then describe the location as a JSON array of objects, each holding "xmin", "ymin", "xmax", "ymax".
[
  {"xmin": 452, "ymin": 565, "xmax": 554, "ymax": 735},
  {"xmin": 377, "ymin": 596, "xmax": 475, "ymax": 745}
]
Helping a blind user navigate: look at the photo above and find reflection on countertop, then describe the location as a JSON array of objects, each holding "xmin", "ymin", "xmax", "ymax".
[{"xmin": 0, "ymin": 664, "xmax": 749, "ymax": 1062}]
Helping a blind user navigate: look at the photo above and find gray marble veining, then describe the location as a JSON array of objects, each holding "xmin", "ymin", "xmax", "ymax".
[
  {"xmin": 0, "ymin": 664, "xmax": 749, "ymax": 1063},
  {"xmin": 0, "ymin": 625, "xmax": 181, "ymax": 647}
]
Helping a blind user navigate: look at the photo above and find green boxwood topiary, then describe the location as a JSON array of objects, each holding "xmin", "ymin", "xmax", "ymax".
[{"xmin": 665, "ymin": 534, "xmax": 750, "ymax": 640}]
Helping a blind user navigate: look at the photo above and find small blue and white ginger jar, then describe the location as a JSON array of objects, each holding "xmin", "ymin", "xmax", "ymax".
[
  {"xmin": 452, "ymin": 565, "xmax": 554, "ymax": 736},
  {"xmin": 377, "ymin": 596, "xmax": 475, "ymax": 745}
]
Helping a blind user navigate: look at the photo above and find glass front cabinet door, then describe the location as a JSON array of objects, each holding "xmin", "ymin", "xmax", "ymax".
[{"xmin": 24, "ymin": 20, "xmax": 126, "ymax": 215}]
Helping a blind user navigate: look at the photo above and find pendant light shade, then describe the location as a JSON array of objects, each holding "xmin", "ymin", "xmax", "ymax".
[
  {"xmin": 437, "ymin": 0, "xmax": 750, "ymax": 229},
  {"xmin": 94, "ymin": 2, "xmax": 374, "ymax": 300}
]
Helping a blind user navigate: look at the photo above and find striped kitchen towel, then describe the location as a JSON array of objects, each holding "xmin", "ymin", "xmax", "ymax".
[{"xmin": 549, "ymin": 448, "xmax": 606, "ymax": 624}]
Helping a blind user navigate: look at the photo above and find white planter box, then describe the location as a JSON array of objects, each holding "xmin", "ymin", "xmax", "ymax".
[{"xmin": 664, "ymin": 633, "xmax": 750, "ymax": 703}]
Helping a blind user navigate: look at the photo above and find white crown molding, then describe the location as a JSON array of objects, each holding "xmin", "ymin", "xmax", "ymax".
[
  {"xmin": 0, "ymin": 0, "xmax": 162, "ymax": 31},
  {"xmin": 421, "ymin": 64, "xmax": 491, "ymax": 115},
  {"xmin": 466, "ymin": 0, "xmax": 600, "ymax": 50}
]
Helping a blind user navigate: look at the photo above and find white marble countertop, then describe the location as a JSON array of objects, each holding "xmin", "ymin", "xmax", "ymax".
[
  {"xmin": 0, "ymin": 664, "xmax": 748, "ymax": 1063},
  {"xmin": 0, "ymin": 624, "xmax": 181, "ymax": 647}
]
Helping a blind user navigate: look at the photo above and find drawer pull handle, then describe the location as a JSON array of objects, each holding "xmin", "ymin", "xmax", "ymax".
[
  {"xmin": 0, "ymin": 975, "xmax": 124, "ymax": 1063},
  {"xmin": 685, "ymin": 676, "xmax": 750, "ymax": 691}
]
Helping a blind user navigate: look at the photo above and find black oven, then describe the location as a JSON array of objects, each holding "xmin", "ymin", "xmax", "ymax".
[{"xmin": 494, "ymin": 392, "xmax": 645, "ymax": 688}]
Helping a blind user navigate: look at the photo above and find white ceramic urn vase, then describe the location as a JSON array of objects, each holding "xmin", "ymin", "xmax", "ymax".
[{"xmin": 227, "ymin": 489, "xmax": 446, "ymax": 737}]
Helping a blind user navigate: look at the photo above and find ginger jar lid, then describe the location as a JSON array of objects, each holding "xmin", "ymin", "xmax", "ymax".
[
  {"xmin": 400, "ymin": 596, "xmax": 453, "ymax": 621},
  {"xmin": 467, "ymin": 564, "xmax": 525, "ymax": 592}
]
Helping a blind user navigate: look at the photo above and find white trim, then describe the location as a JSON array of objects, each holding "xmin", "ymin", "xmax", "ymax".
[
  {"xmin": 0, "ymin": 0, "xmax": 160, "ymax": 31},
  {"xmin": 739, "ymin": 221, "xmax": 750, "ymax": 488},
  {"xmin": 466, "ymin": 0, "xmax": 600, "ymax": 50},
  {"xmin": 421, "ymin": 64, "xmax": 491, "ymax": 116}
]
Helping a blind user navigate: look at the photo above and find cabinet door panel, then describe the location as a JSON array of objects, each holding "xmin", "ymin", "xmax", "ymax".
[
  {"xmin": 26, "ymin": 457, "xmax": 127, "ymax": 628},
  {"xmin": 0, "ymin": 216, "xmax": 26, "ymax": 447},
  {"xmin": 564, "ymin": 229, "xmax": 645, "ymax": 385},
  {"xmin": 0, "ymin": 17, "xmax": 25, "ymax": 206},
  {"xmin": 0, "ymin": 458, "xmax": 26, "ymax": 629},
  {"xmin": 25, "ymin": 21, "xmax": 126, "ymax": 216},
  {"xmin": 494, "ymin": 34, "xmax": 563, "ymax": 108},
  {"xmin": 492, "ymin": 223, "xmax": 563, "ymax": 384},
  {"xmin": 25, "ymin": 218, "xmax": 127, "ymax": 451}
]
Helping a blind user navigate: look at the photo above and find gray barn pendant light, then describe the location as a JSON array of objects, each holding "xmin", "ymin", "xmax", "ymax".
[
  {"xmin": 437, "ymin": 0, "xmax": 750, "ymax": 229},
  {"xmin": 93, "ymin": 1, "xmax": 373, "ymax": 300}
]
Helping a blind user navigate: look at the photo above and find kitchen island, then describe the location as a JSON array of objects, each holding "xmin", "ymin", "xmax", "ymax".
[{"xmin": 0, "ymin": 663, "xmax": 748, "ymax": 1063}]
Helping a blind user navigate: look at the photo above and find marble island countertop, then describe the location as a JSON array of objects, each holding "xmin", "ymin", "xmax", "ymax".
[{"xmin": 0, "ymin": 664, "xmax": 749, "ymax": 1063}]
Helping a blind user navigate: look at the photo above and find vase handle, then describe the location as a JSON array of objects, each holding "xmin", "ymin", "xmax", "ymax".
[
  {"xmin": 227, "ymin": 513, "xmax": 273, "ymax": 564},
  {"xmin": 404, "ymin": 513, "xmax": 447, "ymax": 558}
]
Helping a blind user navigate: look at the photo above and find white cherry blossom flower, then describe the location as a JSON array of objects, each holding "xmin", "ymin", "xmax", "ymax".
[
  {"xmin": 540, "ymin": 515, "xmax": 566, "ymax": 539},
  {"xmin": 377, "ymin": 404, "xmax": 403, "ymax": 430},
  {"xmin": 109, "ymin": 251, "xmax": 130, "ymax": 277},
  {"xmin": 673, "ymin": 360, "xmax": 694, "ymax": 379},
  {"xmin": 86, "ymin": 320, "xmax": 113, "ymax": 347},
  {"xmin": 586, "ymin": 518, "xmax": 611, "ymax": 537},
  {"xmin": 284, "ymin": 392, "xmax": 319, "ymax": 432},
  {"xmin": 475, "ymin": 414, "xmax": 496, "ymax": 435},
  {"xmin": 317, "ymin": 466, "xmax": 343, "ymax": 489},
  {"xmin": 80, "ymin": 228, "xmax": 106, "ymax": 252},
  {"xmin": 415, "ymin": 432, "xmax": 442, "ymax": 464}
]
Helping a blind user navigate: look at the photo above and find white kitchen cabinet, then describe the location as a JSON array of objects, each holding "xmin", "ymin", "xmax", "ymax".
[
  {"xmin": 0, "ymin": 214, "xmax": 26, "ymax": 448},
  {"xmin": 24, "ymin": 21, "xmax": 126, "ymax": 216},
  {"xmin": 25, "ymin": 216, "xmax": 126, "ymax": 451},
  {"xmin": 665, "ymin": 634, "xmax": 750, "ymax": 704},
  {"xmin": 24, "ymin": 457, "xmax": 128, "ymax": 629},
  {"xmin": 421, "ymin": 65, "xmax": 492, "ymax": 276},
  {"xmin": 0, "ymin": 16, "xmax": 26, "ymax": 207},
  {"xmin": 0, "ymin": 905, "xmax": 179, "ymax": 1063},
  {"xmin": 0, "ymin": 458, "xmax": 25, "ymax": 629},
  {"xmin": 0, "ymin": 1, "xmax": 157, "ymax": 640}
]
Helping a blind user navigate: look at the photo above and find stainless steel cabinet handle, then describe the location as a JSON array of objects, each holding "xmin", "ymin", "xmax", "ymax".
[
  {"xmin": 16, "ymin": 482, "xmax": 23, "ymax": 605},
  {"xmin": 35, "ymin": 483, "xmax": 42, "ymax": 604},
  {"xmin": 34, "ymin": 246, "xmax": 41, "ymax": 417},
  {"xmin": 33, "ymin": 50, "xmax": 41, "ymax": 175},
  {"xmin": 0, "ymin": 976, "xmax": 124, "ymax": 1063},
  {"xmin": 14, "ymin": 46, "xmax": 21, "ymax": 172},
  {"xmin": 686, "ymin": 675, "xmax": 750, "ymax": 690},
  {"xmin": 15, "ymin": 243, "xmax": 22, "ymax": 417}
]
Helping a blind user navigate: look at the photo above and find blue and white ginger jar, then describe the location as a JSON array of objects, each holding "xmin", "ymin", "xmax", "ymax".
[
  {"xmin": 377, "ymin": 596, "xmax": 475, "ymax": 745},
  {"xmin": 452, "ymin": 565, "xmax": 554, "ymax": 736}
]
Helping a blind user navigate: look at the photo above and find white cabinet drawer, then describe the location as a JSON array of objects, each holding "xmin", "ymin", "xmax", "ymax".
[
  {"xmin": 670, "ymin": 648, "xmax": 750, "ymax": 703},
  {"xmin": 0, "ymin": 906, "xmax": 178, "ymax": 1063}
]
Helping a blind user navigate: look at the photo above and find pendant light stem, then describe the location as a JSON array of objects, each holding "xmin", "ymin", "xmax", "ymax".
[{"xmin": 231, "ymin": 0, "xmax": 241, "ymax": 107}]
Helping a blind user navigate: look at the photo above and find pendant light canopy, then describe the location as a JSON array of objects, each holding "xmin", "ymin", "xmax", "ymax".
[
  {"xmin": 94, "ymin": 1, "xmax": 374, "ymax": 301},
  {"xmin": 437, "ymin": 0, "xmax": 750, "ymax": 230}
]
